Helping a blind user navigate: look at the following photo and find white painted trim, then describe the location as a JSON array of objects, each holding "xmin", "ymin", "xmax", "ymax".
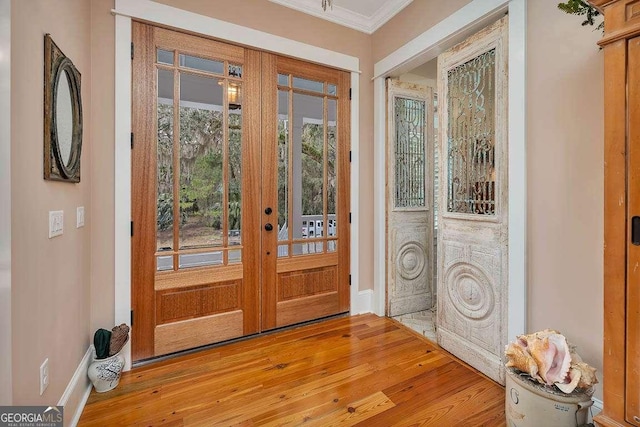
[
  {"xmin": 372, "ymin": 76, "xmax": 387, "ymax": 316},
  {"xmin": 372, "ymin": 0, "xmax": 527, "ymax": 337},
  {"xmin": 0, "ymin": 0, "xmax": 11, "ymax": 406},
  {"xmin": 591, "ymin": 397, "xmax": 603, "ymax": 422},
  {"xmin": 350, "ymin": 71, "xmax": 363, "ymax": 314},
  {"xmin": 114, "ymin": 14, "xmax": 132, "ymax": 371},
  {"xmin": 114, "ymin": 0, "xmax": 363, "ymax": 362},
  {"xmin": 507, "ymin": 0, "xmax": 527, "ymax": 340},
  {"xmin": 373, "ymin": 0, "xmax": 509, "ymax": 79},
  {"xmin": 351, "ymin": 290, "xmax": 373, "ymax": 315},
  {"xmin": 268, "ymin": 0, "xmax": 413, "ymax": 34},
  {"xmin": 113, "ymin": 0, "xmax": 359, "ymax": 73},
  {"xmin": 58, "ymin": 346, "xmax": 93, "ymax": 427}
]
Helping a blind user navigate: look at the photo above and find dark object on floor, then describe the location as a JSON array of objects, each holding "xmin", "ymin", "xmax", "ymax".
[{"xmin": 93, "ymin": 329, "xmax": 111, "ymax": 359}]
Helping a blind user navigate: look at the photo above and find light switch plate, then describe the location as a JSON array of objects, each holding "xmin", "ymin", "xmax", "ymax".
[
  {"xmin": 40, "ymin": 358, "xmax": 49, "ymax": 395},
  {"xmin": 49, "ymin": 210, "xmax": 63, "ymax": 238},
  {"xmin": 77, "ymin": 206, "xmax": 85, "ymax": 228}
]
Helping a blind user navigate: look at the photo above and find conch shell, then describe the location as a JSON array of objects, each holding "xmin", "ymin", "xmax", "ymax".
[
  {"xmin": 505, "ymin": 329, "xmax": 598, "ymax": 394},
  {"xmin": 505, "ymin": 337, "xmax": 540, "ymax": 382}
]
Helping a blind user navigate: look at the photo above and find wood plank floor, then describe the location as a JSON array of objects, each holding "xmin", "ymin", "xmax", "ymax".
[{"xmin": 79, "ymin": 314, "xmax": 506, "ymax": 426}]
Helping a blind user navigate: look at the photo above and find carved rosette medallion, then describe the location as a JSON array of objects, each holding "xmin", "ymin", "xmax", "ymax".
[
  {"xmin": 445, "ymin": 262, "xmax": 495, "ymax": 320},
  {"xmin": 396, "ymin": 242, "xmax": 426, "ymax": 281}
]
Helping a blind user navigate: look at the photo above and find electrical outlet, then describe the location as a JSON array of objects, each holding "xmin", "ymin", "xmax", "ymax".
[
  {"xmin": 39, "ymin": 358, "xmax": 49, "ymax": 395},
  {"xmin": 48, "ymin": 210, "xmax": 63, "ymax": 238},
  {"xmin": 77, "ymin": 206, "xmax": 85, "ymax": 228}
]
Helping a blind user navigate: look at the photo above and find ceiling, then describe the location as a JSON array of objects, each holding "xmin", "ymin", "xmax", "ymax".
[{"xmin": 268, "ymin": 0, "xmax": 413, "ymax": 34}]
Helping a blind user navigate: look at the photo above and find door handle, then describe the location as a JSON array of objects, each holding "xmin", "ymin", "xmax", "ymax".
[
  {"xmin": 264, "ymin": 207, "xmax": 273, "ymax": 215},
  {"xmin": 633, "ymin": 216, "xmax": 640, "ymax": 246},
  {"xmin": 264, "ymin": 223, "xmax": 274, "ymax": 231}
]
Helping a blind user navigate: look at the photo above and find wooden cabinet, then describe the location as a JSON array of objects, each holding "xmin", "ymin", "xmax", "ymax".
[{"xmin": 589, "ymin": 1, "xmax": 640, "ymax": 426}]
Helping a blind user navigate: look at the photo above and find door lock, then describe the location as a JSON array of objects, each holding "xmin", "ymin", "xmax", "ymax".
[
  {"xmin": 264, "ymin": 223, "xmax": 274, "ymax": 231},
  {"xmin": 264, "ymin": 207, "xmax": 273, "ymax": 215}
]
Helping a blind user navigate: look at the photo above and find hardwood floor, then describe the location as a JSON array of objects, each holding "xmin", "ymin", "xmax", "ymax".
[{"xmin": 79, "ymin": 314, "xmax": 506, "ymax": 426}]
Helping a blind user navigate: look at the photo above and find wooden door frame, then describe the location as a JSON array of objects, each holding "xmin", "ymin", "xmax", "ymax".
[
  {"xmin": 372, "ymin": 0, "xmax": 527, "ymax": 344},
  {"xmin": 112, "ymin": 0, "xmax": 361, "ymax": 370}
]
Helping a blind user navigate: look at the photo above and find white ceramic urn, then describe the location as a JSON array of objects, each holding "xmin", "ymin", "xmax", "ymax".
[{"xmin": 87, "ymin": 351, "xmax": 125, "ymax": 393}]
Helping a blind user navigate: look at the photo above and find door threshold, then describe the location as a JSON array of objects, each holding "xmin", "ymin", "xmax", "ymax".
[{"xmin": 132, "ymin": 312, "xmax": 350, "ymax": 368}]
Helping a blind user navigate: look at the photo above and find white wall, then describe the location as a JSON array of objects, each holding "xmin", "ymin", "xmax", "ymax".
[{"xmin": 526, "ymin": 0, "xmax": 604, "ymax": 399}]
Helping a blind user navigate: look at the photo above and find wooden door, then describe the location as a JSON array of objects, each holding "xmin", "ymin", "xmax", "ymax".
[
  {"xmin": 132, "ymin": 24, "xmax": 350, "ymax": 361},
  {"xmin": 261, "ymin": 54, "xmax": 351, "ymax": 329},
  {"xmin": 628, "ymin": 34, "xmax": 640, "ymax": 427},
  {"xmin": 386, "ymin": 80, "xmax": 435, "ymax": 316},
  {"xmin": 436, "ymin": 17, "xmax": 508, "ymax": 384},
  {"xmin": 131, "ymin": 23, "xmax": 261, "ymax": 360}
]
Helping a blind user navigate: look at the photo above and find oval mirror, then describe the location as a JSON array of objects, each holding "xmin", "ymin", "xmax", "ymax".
[
  {"xmin": 44, "ymin": 34, "xmax": 83, "ymax": 183},
  {"xmin": 56, "ymin": 70, "xmax": 74, "ymax": 166}
]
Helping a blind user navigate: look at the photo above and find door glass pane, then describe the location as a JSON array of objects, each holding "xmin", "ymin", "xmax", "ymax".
[
  {"xmin": 179, "ymin": 251, "xmax": 223, "ymax": 268},
  {"xmin": 228, "ymin": 249, "xmax": 242, "ymax": 264},
  {"xmin": 228, "ymin": 64, "xmax": 243, "ymax": 78},
  {"xmin": 278, "ymin": 244, "xmax": 289, "ymax": 257},
  {"xmin": 277, "ymin": 90, "xmax": 289, "ymax": 241},
  {"xmin": 179, "ymin": 73, "xmax": 224, "ymax": 249},
  {"xmin": 228, "ymin": 87, "xmax": 242, "ymax": 246},
  {"xmin": 394, "ymin": 97, "xmax": 426, "ymax": 208},
  {"xmin": 293, "ymin": 76, "xmax": 324, "ymax": 93},
  {"xmin": 157, "ymin": 49, "xmax": 174, "ymax": 65},
  {"xmin": 293, "ymin": 93, "xmax": 324, "ymax": 241},
  {"xmin": 328, "ymin": 240, "xmax": 337, "ymax": 253},
  {"xmin": 278, "ymin": 74, "xmax": 289, "ymax": 87},
  {"xmin": 447, "ymin": 49, "xmax": 496, "ymax": 215},
  {"xmin": 179, "ymin": 54, "xmax": 224, "ymax": 75},
  {"xmin": 327, "ymin": 84, "xmax": 337, "ymax": 96},
  {"xmin": 157, "ymin": 255, "xmax": 173, "ymax": 271},
  {"xmin": 293, "ymin": 242, "xmax": 323, "ymax": 255},
  {"xmin": 328, "ymin": 99, "xmax": 337, "ymax": 236},
  {"xmin": 157, "ymin": 68, "xmax": 174, "ymax": 253}
]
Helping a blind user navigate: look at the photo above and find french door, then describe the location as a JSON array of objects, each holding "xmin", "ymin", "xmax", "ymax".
[
  {"xmin": 436, "ymin": 16, "xmax": 508, "ymax": 384},
  {"xmin": 131, "ymin": 23, "xmax": 350, "ymax": 361}
]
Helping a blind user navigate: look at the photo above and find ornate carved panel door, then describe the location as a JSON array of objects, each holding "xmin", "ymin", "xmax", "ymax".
[
  {"xmin": 436, "ymin": 17, "xmax": 508, "ymax": 384},
  {"xmin": 386, "ymin": 80, "xmax": 435, "ymax": 316}
]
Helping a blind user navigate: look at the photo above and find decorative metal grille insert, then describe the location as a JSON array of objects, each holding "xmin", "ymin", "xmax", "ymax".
[
  {"xmin": 446, "ymin": 48, "xmax": 496, "ymax": 215},
  {"xmin": 394, "ymin": 97, "xmax": 426, "ymax": 208}
]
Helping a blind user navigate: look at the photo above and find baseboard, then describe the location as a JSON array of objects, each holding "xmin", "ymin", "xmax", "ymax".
[
  {"xmin": 591, "ymin": 397, "xmax": 603, "ymax": 422},
  {"xmin": 351, "ymin": 289, "xmax": 373, "ymax": 314},
  {"xmin": 58, "ymin": 345, "xmax": 93, "ymax": 427}
]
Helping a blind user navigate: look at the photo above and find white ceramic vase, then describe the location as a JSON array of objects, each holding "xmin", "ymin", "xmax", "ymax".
[{"xmin": 87, "ymin": 351, "xmax": 125, "ymax": 393}]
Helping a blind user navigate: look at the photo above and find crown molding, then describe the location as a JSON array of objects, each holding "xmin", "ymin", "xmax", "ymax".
[{"xmin": 268, "ymin": 0, "xmax": 413, "ymax": 34}]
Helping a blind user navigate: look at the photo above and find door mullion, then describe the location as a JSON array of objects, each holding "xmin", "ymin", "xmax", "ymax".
[
  {"xmin": 287, "ymin": 85, "xmax": 294, "ymax": 253},
  {"xmin": 323, "ymin": 94, "xmax": 328, "ymax": 253},
  {"xmin": 222, "ymin": 72, "xmax": 229, "ymax": 266},
  {"xmin": 172, "ymin": 63, "xmax": 180, "ymax": 270}
]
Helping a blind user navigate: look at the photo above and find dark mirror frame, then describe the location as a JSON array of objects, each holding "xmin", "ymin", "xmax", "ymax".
[{"xmin": 44, "ymin": 34, "xmax": 83, "ymax": 183}]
